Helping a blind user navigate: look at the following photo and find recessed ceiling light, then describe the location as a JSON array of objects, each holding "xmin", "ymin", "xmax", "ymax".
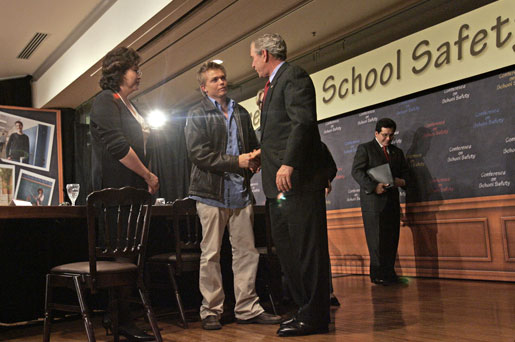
[{"xmin": 212, "ymin": 59, "xmax": 223, "ymax": 64}]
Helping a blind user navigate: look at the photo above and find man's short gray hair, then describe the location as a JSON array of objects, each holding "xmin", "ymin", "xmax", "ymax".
[{"xmin": 252, "ymin": 33, "xmax": 287, "ymax": 61}]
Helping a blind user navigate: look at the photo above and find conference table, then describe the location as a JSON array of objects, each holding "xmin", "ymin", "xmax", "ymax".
[
  {"xmin": 0, "ymin": 205, "xmax": 267, "ymax": 324},
  {"xmin": 0, "ymin": 204, "xmax": 267, "ymax": 218}
]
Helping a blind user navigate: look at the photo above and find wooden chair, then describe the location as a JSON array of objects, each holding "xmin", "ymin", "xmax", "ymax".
[
  {"xmin": 146, "ymin": 197, "xmax": 201, "ymax": 328},
  {"xmin": 42, "ymin": 187, "xmax": 162, "ymax": 342}
]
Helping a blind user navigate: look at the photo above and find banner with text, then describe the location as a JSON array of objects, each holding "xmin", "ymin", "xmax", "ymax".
[{"xmin": 311, "ymin": 0, "xmax": 514, "ymax": 120}]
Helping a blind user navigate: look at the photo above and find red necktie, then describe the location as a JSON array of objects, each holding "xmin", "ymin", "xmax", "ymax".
[
  {"xmin": 263, "ymin": 80, "xmax": 270, "ymax": 104},
  {"xmin": 383, "ymin": 145, "xmax": 389, "ymax": 161}
]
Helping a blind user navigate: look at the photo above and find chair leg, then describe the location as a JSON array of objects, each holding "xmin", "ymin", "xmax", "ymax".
[
  {"xmin": 42, "ymin": 274, "xmax": 53, "ymax": 342},
  {"xmin": 138, "ymin": 283, "xmax": 163, "ymax": 342},
  {"xmin": 72, "ymin": 276, "xmax": 96, "ymax": 342},
  {"xmin": 268, "ymin": 287, "xmax": 278, "ymax": 316},
  {"xmin": 109, "ymin": 289, "xmax": 120, "ymax": 342},
  {"xmin": 264, "ymin": 256, "xmax": 277, "ymax": 315},
  {"xmin": 167, "ymin": 264, "xmax": 188, "ymax": 328}
]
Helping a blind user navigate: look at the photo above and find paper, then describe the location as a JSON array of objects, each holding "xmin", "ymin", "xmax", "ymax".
[{"xmin": 366, "ymin": 163, "xmax": 394, "ymax": 187}]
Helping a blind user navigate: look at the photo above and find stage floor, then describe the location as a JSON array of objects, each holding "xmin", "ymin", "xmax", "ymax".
[{"xmin": 1, "ymin": 275, "xmax": 514, "ymax": 341}]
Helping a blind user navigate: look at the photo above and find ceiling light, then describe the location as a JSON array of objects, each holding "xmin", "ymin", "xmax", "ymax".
[{"xmin": 212, "ymin": 59, "xmax": 223, "ymax": 64}]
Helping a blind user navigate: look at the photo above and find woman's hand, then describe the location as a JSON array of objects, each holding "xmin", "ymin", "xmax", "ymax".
[
  {"xmin": 119, "ymin": 148, "xmax": 159, "ymax": 194},
  {"xmin": 145, "ymin": 171, "xmax": 159, "ymax": 194}
]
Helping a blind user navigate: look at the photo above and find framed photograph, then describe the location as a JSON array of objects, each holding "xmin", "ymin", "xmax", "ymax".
[
  {"xmin": 14, "ymin": 169, "xmax": 55, "ymax": 206},
  {"xmin": 0, "ymin": 111, "xmax": 55, "ymax": 171},
  {"xmin": 0, "ymin": 106, "xmax": 63, "ymax": 205},
  {"xmin": 0, "ymin": 164, "xmax": 15, "ymax": 205}
]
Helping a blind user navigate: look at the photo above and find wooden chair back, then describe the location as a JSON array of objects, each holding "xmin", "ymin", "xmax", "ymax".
[
  {"xmin": 86, "ymin": 186, "xmax": 152, "ymax": 291},
  {"xmin": 168, "ymin": 197, "xmax": 201, "ymax": 274}
]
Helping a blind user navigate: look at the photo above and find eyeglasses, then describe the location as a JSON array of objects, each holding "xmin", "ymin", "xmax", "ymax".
[{"xmin": 131, "ymin": 67, "xmax": 142, "ymax": 77}]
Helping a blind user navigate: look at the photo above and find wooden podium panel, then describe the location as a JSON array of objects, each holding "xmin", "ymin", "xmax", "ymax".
[{"xmin": 328, "ymin": 195, "xmax": 515, "ymax": 281}]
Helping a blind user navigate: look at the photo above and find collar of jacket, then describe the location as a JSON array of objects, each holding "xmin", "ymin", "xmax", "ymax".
[{"xmin": 199, "ymin": 95, "xmax": 230, "ymax": 114}]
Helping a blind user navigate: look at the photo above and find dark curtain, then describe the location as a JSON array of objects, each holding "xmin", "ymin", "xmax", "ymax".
[
  {"xmin": 0, "ymin": 76, "xmax": 32, "ymax": 107},
  {"xmin": 58, "ymin": 108, "xmax": 77, "ymax": 198},
  {"xmin": 52, "ymin": 107, "xmax": 92, "ymax": 206},
  {"xmin": 74, "ymin": 122, "xmax": 93, "ymax": 205},
  {"xmin": 71, "ymin": 103, "xmax": 190, "ymax": 204},
  {"xmin": 150, "ymin": 112, "xmax": 191, "ymax": 202}
]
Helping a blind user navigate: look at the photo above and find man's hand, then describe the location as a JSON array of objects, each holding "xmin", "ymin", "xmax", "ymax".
[
  {"xmin": 238, "ymin": 153, "xmax": 253, "ymax": 168},
  {"xmin": 249, "ymin": 149, "xmax": 261, "ymax": 159},
  {"xmin": 325, "ymin": 180, "xmax": 332, "ymax": 197},
  {"xmin": 239, "ymin": 149, "xmax": 261, "ymax": 172},
  {"xmin": 249, "ymin": 149, "xmax": 261, "ymax": 172},
  {"xmin": 239, "ymin": 152, "xmax": 260, "ymax": 171},
  {"xmin": 374, "ymin": 183, "xmax": 388, "ymax": 195},
  {"xmin": 276, "ymin": 165, "xmax": 294, "ymax": 192},
  {"xmin": 394, "ymin": 177, "xmax": 406, "ymax": 188}
]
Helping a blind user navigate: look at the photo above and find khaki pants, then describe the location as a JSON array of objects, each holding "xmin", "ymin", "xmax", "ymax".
[{"xmin": 196, "ymin": 202, "xmax": 264, "ymax": 320}]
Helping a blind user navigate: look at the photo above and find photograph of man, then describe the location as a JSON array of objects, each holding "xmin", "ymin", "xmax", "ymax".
[
  {"xmin": 351, "ymin": 118, "xmax": 409, "ymax": 285},
  {"xmin": 6, "ymin": 120, "xmax": 29, "ymax": 163},
  {"xmin": 250, "ymin": 33, "xmax": 330, "ymax": 337},
  {"xmin": 184, "ymin": 61, "xmax": 281, "ymax": 330}
]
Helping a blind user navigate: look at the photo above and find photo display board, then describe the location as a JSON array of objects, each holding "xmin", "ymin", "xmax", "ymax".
[
  {"xmin": 0, "ymin": 106, "xmax": 62, "ymax": 205},
  {"xmin": 322, "ymin": 67, "xmax": 514, "ymax": 210}
]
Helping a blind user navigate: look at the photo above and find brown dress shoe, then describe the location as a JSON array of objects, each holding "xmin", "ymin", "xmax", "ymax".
[
  {"xmin": 201, "ymin": 315, "xmax": 222, "ymax": 330},
  {"xmin": 236, "ymin": 312, "xmax": 282, "ymax": 324}
]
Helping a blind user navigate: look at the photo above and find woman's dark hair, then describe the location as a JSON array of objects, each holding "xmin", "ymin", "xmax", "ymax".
[{"xmin": 99, "ymin": 47, "xmax": 140, "ymax": 91}]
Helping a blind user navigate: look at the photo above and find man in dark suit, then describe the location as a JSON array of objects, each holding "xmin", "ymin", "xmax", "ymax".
[
  {"xmin": 250, "ymin": 33, "xmax": 330, "ymax": 337},
  {"xmin": 351, "ymin": 118, "xmax": 409, "ymax": 285}
]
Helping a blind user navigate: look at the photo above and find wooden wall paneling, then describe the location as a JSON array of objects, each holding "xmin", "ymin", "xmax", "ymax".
[
  {"xmin": 328, "ymin": 195, "xmax": 515, "ymax": 281},
  {"xmin": 501, "ymin": 216, "xmax": 515, "ymax": 262}
]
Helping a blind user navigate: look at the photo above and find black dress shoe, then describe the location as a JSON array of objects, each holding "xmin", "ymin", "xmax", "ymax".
[
  {"xmin": 277, "ymin": 320, "xmax": 328, "ymax": 337},
  {"xmin": 118, "ymin": 324, "xmax": 155, "ymax": 342},
  {"xmin": 280, "ymin": 316, "xmax": 296, "ymax": 327},
  {"xmin": 330, "ymin": 294, "xmax": 341, "ymax": 307},
  {"xmin": 371, "ymin": 278, "xmax": 385, "ymax": 285}
]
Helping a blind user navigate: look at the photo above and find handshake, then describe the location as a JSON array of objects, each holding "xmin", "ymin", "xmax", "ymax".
[{"xmin": 238, "ymin": 149, "xmax": 261, "ymax": 173}]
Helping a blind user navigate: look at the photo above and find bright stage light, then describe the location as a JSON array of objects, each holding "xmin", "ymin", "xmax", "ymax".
[{"xmin": 147, "ymin": 110, "xmax": 166, "ymax": 129}]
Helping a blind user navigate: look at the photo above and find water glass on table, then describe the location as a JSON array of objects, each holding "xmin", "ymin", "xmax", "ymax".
[{"xmin": 66, "ymin": 184, "xmax": 80, "ymax": 206}]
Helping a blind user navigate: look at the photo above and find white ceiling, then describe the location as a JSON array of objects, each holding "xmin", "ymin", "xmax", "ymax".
[
  {"xmin": 0, "ymin": 0, "xmax": 107, "ymax": 80},
  {"xmin": 0, "ymin": 0, "xmax": 493, "ymax": 114}
]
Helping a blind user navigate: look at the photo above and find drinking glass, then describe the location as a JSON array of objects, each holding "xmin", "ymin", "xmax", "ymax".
[{"xmin": 66, "ymin": 183, "xmax": 80, "ymax": 206}]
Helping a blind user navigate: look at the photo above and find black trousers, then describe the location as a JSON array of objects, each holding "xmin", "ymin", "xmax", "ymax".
[
  {"xmin": 362, "ymin": 199, "xmax": 400, "ymax": 280},
  {"xmin": 268, "ymin": 189, "xmax": 330, "ymax": 325}
]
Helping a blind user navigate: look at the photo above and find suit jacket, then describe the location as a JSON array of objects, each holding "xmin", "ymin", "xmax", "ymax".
[
  {"xmin": 351, "ymin": 139, "xmax": 409, "ymax": 213},
  {"xmin": 322, "ymin": 142, "xmax": 337, "ymax": 183},
  {"xmin": 260, "ymin": 62, "xmax": 327, "ymax": 198},
  {"xmin": 90, "ymin": 89, "xmax": 149, "ymax": 191}
]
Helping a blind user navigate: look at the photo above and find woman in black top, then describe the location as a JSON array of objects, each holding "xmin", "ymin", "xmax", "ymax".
[
  {"xmin": 90, "ymin": 46, "xmax": 158, "ymax": 194},
  {"xmin": 90, "ymin": 46, "xmax": 158, "ymax": 342}
]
